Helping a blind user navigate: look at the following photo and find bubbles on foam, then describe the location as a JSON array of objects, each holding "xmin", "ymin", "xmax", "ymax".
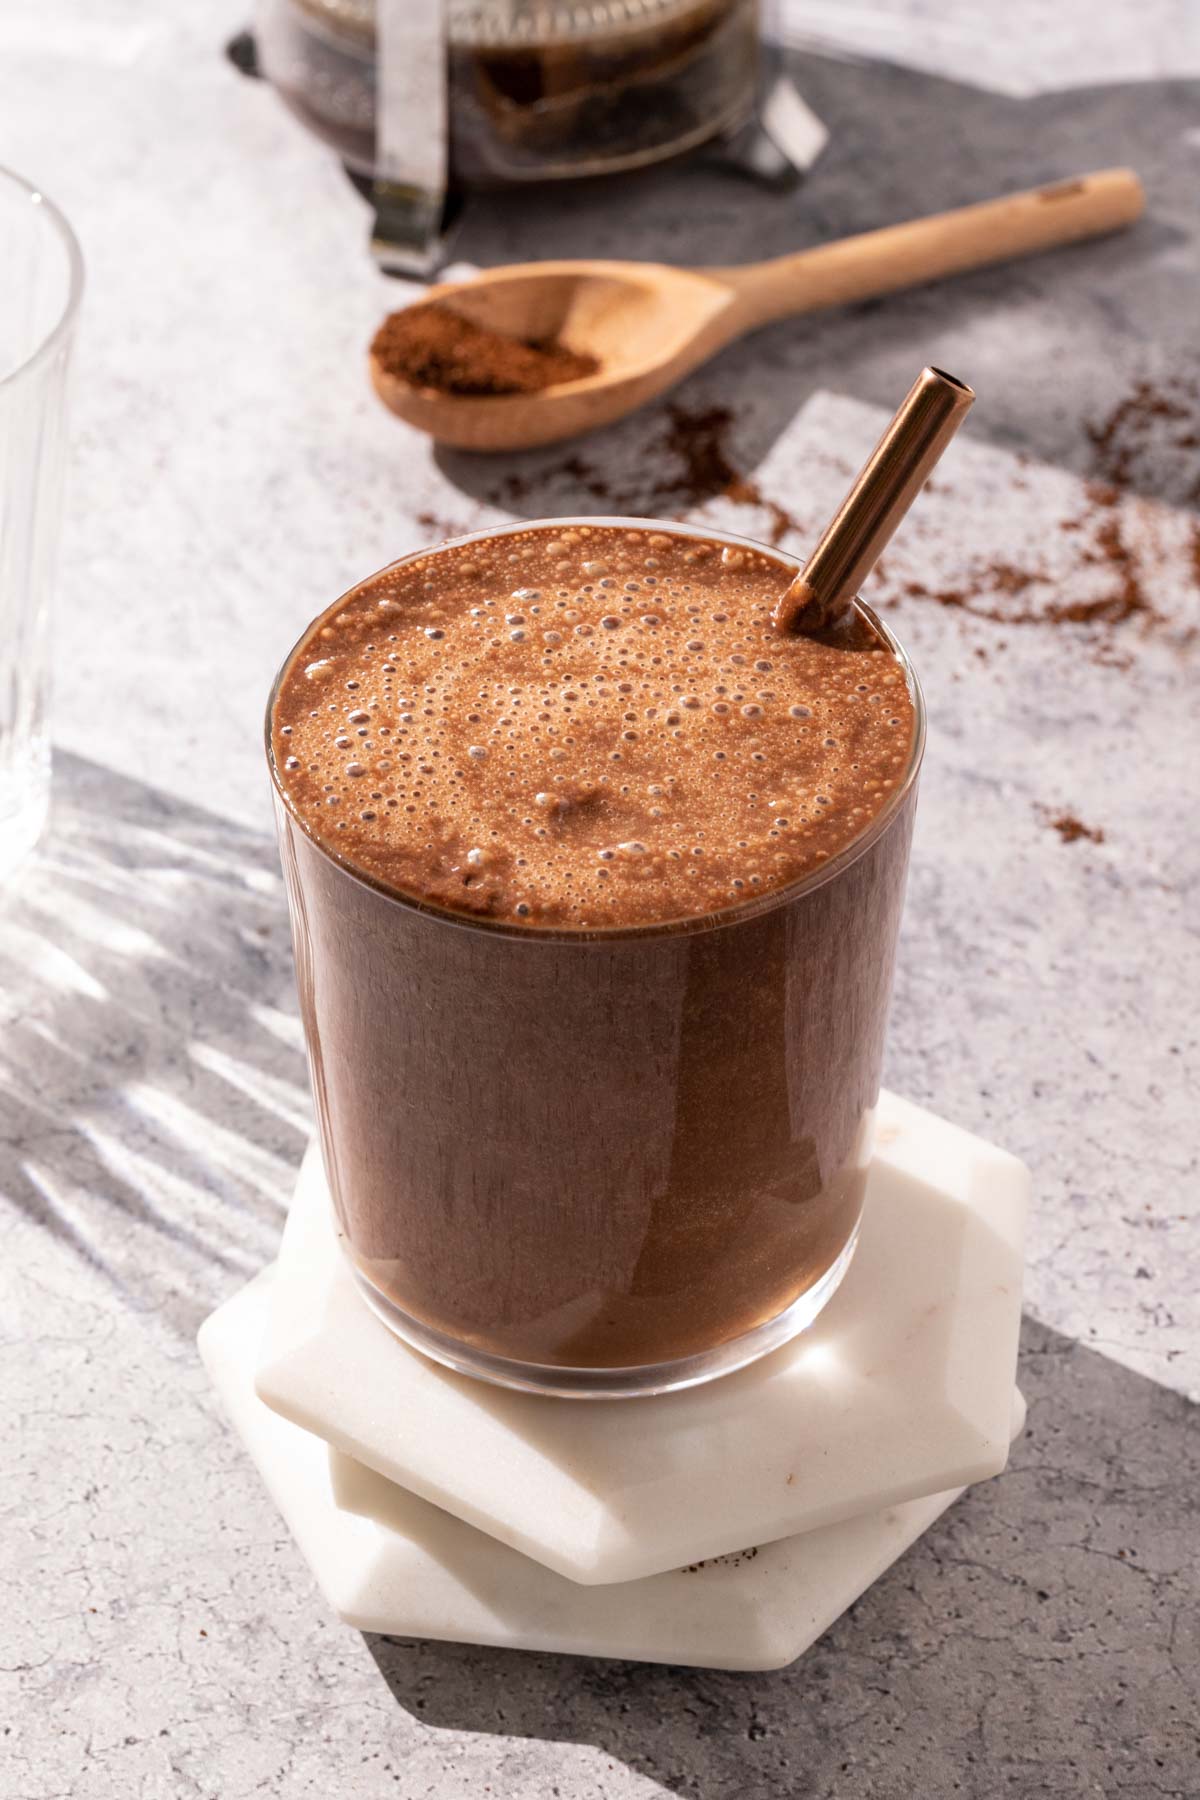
[{"xmin": 274, "ymin": 524, "xmax": 913, "ymax": 927}]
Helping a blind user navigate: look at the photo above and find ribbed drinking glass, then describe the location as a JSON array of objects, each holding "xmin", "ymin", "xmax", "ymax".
[{"xmin": 0, "ymin": 168, "xmax": 83, "ymax": 881}]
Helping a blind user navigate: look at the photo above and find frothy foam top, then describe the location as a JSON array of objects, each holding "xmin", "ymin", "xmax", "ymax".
[{"xmin": 270, "ymin": 523, "xmax": 916, "ymax": 929}]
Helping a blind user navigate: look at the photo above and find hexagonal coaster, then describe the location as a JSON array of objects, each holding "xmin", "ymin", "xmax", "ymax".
[
  {"xmin": 201, "ymin": 1268, "xmax": 1026, "ymax": 1671},
  {"xmin": 255, "ymin": 1091, "xmax": 1028, "ymax": 1585}
]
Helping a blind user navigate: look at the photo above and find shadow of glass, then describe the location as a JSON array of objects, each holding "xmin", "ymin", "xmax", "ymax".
[
  {"xmin": 0, "ymin": 752, "xmax": 309, "ymax": 1336},
  {"xmin": 361, "ymin": 1314, "xmax": 1197, "ymax": 1797}
]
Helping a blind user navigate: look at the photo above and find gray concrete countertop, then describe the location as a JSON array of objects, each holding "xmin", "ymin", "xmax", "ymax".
[{"xmin": 2, "ymin": 4, "xmax": 1197, "ymax": 1796}]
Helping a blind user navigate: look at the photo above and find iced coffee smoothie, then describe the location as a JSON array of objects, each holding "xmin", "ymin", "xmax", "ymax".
[{"xmin": 269, "ymin": 520, "xmax": 921, "ymax": 1390}]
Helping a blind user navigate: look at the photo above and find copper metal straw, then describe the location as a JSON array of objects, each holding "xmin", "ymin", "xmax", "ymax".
[{"xmin": 773, "ymin": 367, "xmax": 975, "ymax": 634}]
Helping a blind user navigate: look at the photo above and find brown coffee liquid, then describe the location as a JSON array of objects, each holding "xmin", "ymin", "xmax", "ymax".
[
  {"xmin": 271, "ymin": 523, "xmax": 919, "ymax": 1375},
  {"xmin": 270, "ymin": 524, "xmax": 915, "ymax": 931}
]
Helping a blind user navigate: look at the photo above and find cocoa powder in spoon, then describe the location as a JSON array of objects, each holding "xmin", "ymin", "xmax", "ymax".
[{"xmin": 372, "ymin": 302, "xmax": 598, "ymax": 397}]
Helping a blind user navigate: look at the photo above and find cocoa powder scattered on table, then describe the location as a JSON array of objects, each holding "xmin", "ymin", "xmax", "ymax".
[
  {"xmin": 897, "ymin": 489, "xmax": 1158, "ymax": 635},
  {"xmin": 372, "ymin": 303, "xmax": 599, "ymax": 397},
  {"xmin": 656, "ymin": 403, "xmax": 740, "ymax": 502},
  {"xmin": 1087, "ymin": 376, "xmax": 1200, "ymax": 499},
  {"xmin": 561, "ymin": 454, "xmax": 616, "ymax": 503},
  {"xmin": 416, "ymin": 507, "xmax": 469, "ymax": 540},
  {"xmin": 1041, "ymin": 809, "xmax": 1106, "ymax": 846},
  {"xmin": 653, "ymin": 404, "xmax": 800, "ymax": 544},
  {"xmin": 494, "ymin": 402, "xmax": 805, "ymax": 544}
]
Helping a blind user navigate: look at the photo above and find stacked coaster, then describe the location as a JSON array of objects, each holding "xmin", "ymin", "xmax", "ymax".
[{"xmin": 199, "ymin": 1091, "xmax": 1028, "ymax": 1671}]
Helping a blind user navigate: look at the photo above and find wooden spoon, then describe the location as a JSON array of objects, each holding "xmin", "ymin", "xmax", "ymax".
[{"xmin": 370, "ymin": 168, "xmax": 1143, "ymax": 452}]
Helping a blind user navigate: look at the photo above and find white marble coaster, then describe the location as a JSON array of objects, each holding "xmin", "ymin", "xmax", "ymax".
[
  {"xmin": 256, "ymin": 1091, "xmax": 1028, "ymax": 1585},
  {"xmin": 202, "ymin": 1269, "xmax": 1027, "ymax": 1671}
]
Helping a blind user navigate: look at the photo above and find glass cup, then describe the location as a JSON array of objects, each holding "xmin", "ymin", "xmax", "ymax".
[
  {"xmin": 0, "ymin": 168, "xmax": 83, "ymax": 882},
  {"xmin": 269, "ymin": 518, "xmax": 925, "ymax": 1398}
]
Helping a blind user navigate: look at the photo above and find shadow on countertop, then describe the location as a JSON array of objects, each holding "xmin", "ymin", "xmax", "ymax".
[
  {"xmin": 364, "ymin": 1316, "xmax": 1198, "ymax": 1799},
  {"xmin": 429, "ymin": 56, "xmax": 1199, "ymax": 524},
  {"xmin": 0, "ymin": 752, "xmax": 308, "ymax": 1338}
]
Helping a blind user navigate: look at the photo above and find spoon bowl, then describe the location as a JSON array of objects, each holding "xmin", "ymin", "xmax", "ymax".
[{"xmin": 369, "ymin": 260, "xmax": 737, "ymax": 452}]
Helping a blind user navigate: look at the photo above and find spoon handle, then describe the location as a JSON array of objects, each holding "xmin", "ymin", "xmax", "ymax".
[{"xmin": 710, "ymin": 168, "xmax": 1144, "ymax": 330}]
